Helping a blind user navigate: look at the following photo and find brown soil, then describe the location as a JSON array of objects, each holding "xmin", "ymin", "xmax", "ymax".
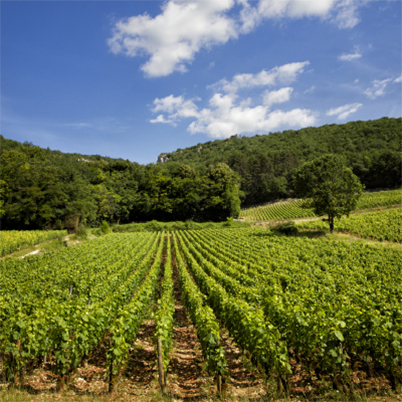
[
  {"xmin": 168, "ymin": 240, "xmax": 269, "ymax": 400},
  {"xmin": 118, "ymin": 320, "xmax": 158, "ymax": 397},
  {"xmin": 165, "ymin": 263, "xmax": 215, "ymax": 399},
  {"xmin": 219, "ymin": 331, "xmax": 267, "ymax": 400}
]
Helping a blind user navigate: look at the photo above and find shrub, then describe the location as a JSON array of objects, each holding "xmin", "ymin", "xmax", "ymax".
[
  {"xmin": 145, "ymin": 220, "xmax": 163, "ymax": 232},
  {"xmin": 76, "ymin": 224, "xmax": 88, "ymax": 239},
  {"xmin": 99, "ymin": 221, "xmax": 111, "ymax": 235},
  {"xmin": 273, "ymin": 221, "xmax": 298, "ymax": 236}
]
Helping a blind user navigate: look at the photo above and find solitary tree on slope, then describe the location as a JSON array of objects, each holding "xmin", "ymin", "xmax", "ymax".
[{"xmin": 293, "ymin": 154, "xmax": 364, "ymax": 232}]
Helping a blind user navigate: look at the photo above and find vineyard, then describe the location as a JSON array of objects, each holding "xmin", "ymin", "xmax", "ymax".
[
  {"xmin": 239, "ymin": 189, "xmax": 401, "ymax": 221},
  {"xmin": 1, "ymin": 227, "xmax": 401, "ymax": 399},
  {"xmin": 297, "ymin": 208, "xmax": 402, "ymax": 242},
  {"xmin": 0, "ymin": 230, "xmax": 67, "ymax": 257}
]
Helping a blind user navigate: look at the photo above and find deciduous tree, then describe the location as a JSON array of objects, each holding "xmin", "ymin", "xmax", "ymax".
[{"xmin": 293, "ymin": 154, "xmax": 363, "ymax": 232}]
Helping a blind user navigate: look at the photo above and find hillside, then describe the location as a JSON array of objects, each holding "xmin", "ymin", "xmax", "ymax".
[
  {"xmin": 159, "ymin": 117, "xmax": 401, "ymax": 204},
  {"xmin": 1, "ymin": 117, "xmax": 401, "ymax": 230},
  {"xmin": 0, "ymin": 136, "xmax": 241, "ymax": 229}
]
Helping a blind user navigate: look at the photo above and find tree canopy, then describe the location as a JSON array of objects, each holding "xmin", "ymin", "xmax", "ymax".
[
  {"xmin": 0, "ymin": 138, "xmax": 242, "ymax": 230},
  {"xmin": 159, "ymin": 117, "xmax": 401, "ymax": 205},
  {"xmin": 1, "ymin": 117, "xmax": 399, "ymax": 231},
  {"xmin": 293, "ymin": 154, "xmax": 364, "ymax": 232}
]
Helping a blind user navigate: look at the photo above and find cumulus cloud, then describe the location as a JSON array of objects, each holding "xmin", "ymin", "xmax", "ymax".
[
  {"xmin": 262, "ymin": 87, "xmax": 294, "ymax": 107},
  {"xmin": 150, "ymin": 95, "xmax": 199, "ymax": 125},
  {"xmin": 150, "ymin": 64, "xmax": 317, "ymax": 138},
  {"xmin": 108, "ymin": 0, "xmax": 365, "ymax": 77},
  {"xmin": 338, "ymin": 47, "xmax": 362, "ymax": 61},
  {"xmin": 257, "ymin": 0, "xmax": 336, "ymax": 19},
  {"xmin": 252, "ymin": 0, "xmax": 363, "ymax": 30},
  {"xmin": 108, "ymin": 0, "xmax": 237, "ymax": 77},
  {"xmin": 364, "ymin": 78, "xmax": 392, "ymax": 99},
  {"xmin": 326, "ymin": 102, "xmax": 362, "ymax": 120},
  {"xmin": 213, "ymin": 61, "xmax": 310, "ymax": 93},
  {"xmin": 188, "ymin": 94, "xmax": 317, "ymax": 138}
]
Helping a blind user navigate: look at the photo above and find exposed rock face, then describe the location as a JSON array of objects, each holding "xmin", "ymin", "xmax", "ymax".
[{"xmin": 158, "ymin": 154, "xmax": 169, "ymax": 163}]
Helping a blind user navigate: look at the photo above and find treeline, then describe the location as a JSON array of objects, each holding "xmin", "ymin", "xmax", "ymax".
[
  {"xmin": 1, "ymin": 117, "xmax": 400, "ymax": 231},
  {"xmin": 160, "ymin": 117, "xmax": 401, "ymax": 205},
  {"xmin": 0, "ymin": 137, "xmax": 241, "ymax": 230}
]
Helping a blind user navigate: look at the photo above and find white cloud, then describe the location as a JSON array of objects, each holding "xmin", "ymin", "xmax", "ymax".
[
  {"xmin": 332, "ymin": 0, "xmax": 361, "ymax": 29},
  {"xmin": 213, "ymin": 61, "xmax": 310, "ymax": 93},
  {"xmin": 394, "ymin": 75, "xmax": 402, "ymax": 83},
  {"xmin": 108, "ymin": 0, "xmax": 366, "ymax": 77},
  {"xmin": 150, "ymin": 90, "xmax": 316, "ymax": 138},
  {"xmin": 243, "ymin": 0, "xmax": 363, "ymax": 30},
  {"xmin": 364, "ymin": 78, "xmax": 392, "ymax": 99},
  {"xmin": 338, "ymin": 47, "xmax": 362, "ymax": 61},
  {"xmin": 108, "ymin": 0, "xmax": 237, "ymax": 77},
  {"xmin": 262, "ymin": 87, "xmax": 294, "ymax": 107},
  {"xmin": 150, "ymin": 95, "xmax": 199, "ymax": 125},
  {"xmin": 257, "ymin": 0, "xmax": 336, "ymax": 19},
  {"xmin": 150, "ymin": 61, "xmax": 317, "ymax": 137},
  {"xmin": 188, "ymin": 99, "xmax": 317, "ymax": 138},
  {"xmin": 326, "ymin": 102, "xmax": 362, "ymax": 120}
]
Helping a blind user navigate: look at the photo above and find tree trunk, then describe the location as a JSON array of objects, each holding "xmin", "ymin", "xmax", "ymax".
[{"xmin": 329, "ymin": 216, "xmax": 334, "ymax": 233}]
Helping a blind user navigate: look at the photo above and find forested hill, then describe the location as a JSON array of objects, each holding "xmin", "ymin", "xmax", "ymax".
[
  {"xmin": 159, "ymin": 117, "xmax": 401, "ymax": 205},
  {"xmin": 0, "ymin": 135, "xmax": 242, "ymax": 229},
  {"xmin": 0, "ymin": 117, "xmax": 400, "ymax": 231}
]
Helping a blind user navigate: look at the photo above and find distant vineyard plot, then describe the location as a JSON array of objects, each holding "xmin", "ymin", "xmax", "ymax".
[
  {"xmin": 0, "ymin": 230, "xmax": 67, "ymax": 257},
  {"xmin": 297, "ymin": 208, "xmax": 402, "ymax": 242},
  {"xmin": 239, "ymin": 189, "xmax": 401, "ymax": 221},
  {"xmin": 1, "ymin": 228, "xmax": 401, "ymax": 397}
]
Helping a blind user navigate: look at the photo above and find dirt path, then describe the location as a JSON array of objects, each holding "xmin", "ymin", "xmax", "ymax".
[
  {"xmin": 120, "ymin": 320, "xmax": 158, "ymax": 396},
  {"xmin": 169, "ymin": 245, "xmax": 269, "ymax": 400},
  {"xmin": 19, "ymin": 249, "xmax": 40, "ymax": 258},
  {"xmin": 166, "ymin": 266, "xmax": 214, "ymax": 399},
  {"xmin": 220, "ymin": 331, "xmax": 267, "ymax": 400}
]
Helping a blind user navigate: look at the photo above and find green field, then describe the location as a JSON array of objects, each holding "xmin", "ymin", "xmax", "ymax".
[
  {"xmin": 239, "ymin": 189, "xmax": 401, "ymax": 222},
  {"xmin": 0, "ymin": 229, "xmax": 67, "ymax": 257},
  {"xmin": 1, "ymin": 222, "xmax": 401, "ymax": 400},
  {"xmin": 297, "ymin": 208, "xmax": 402, "ymax": 242}
]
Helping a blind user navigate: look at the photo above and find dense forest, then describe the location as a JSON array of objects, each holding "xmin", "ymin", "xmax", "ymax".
[
  {"xmin": 160, "ymin": 117, "xmax": 401, "ymax": 205},
  {"xmin": 0, "ymin": 137, "xmax": 241, "ymax": 230},
  {"xmin": 1, "ymin": 117, "xmax": 400, "ymax": 231}
]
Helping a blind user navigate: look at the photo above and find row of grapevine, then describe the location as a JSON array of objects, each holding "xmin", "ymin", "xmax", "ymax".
[
  {"xmin": 0, "ymin": 230, "xmax": 67, "ymax": 257},
  {"xmin": 357, "ymin": 189, "xmax": 402, "ymax": 209},
  {"xmin": 0, "ymin": 232, "xmax": 161, "ymax": 383},
  {"xmin": 106, "ymin": 234, "xmax": 165, "ymax": 381},
  {"xmin": 0, "ymin": 233, "xmax": 157, "ymax": 322},
  {"xmin": 239, "ymin": 189, "xmax": 401, "ymax": 221},
  {"xmin": 0, "ymin": 232, "xmax": 231, "ymax": 394},
  {"xmin": 1, "ymin": 227, "xmax": 401, "ymax": 395},
  {"xmin": 154, "ymin": 234, "xmax": 175, "ymax": 385},
  {"xmin": 297, "ymin": 208, "xmax": 402, "ymax": 242},
  {"xmin": 239, "ymin": 199, "xmax": 316, "ymax": 221},
  {"xmin": 174, "ymin": 232, "xmax": 291, "ymax": 385},
  {"xmin": 172, "ymin": 235, "xmax": 227, "ymax": 378},
  {"xmin": 174, "ymin": 228, "xmax": 402, "ymax": 389}
]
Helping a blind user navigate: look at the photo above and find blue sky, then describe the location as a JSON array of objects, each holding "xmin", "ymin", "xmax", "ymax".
[{"xmin": 1, "ymin": 0, "xmax": 401, "ymax": 165}]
